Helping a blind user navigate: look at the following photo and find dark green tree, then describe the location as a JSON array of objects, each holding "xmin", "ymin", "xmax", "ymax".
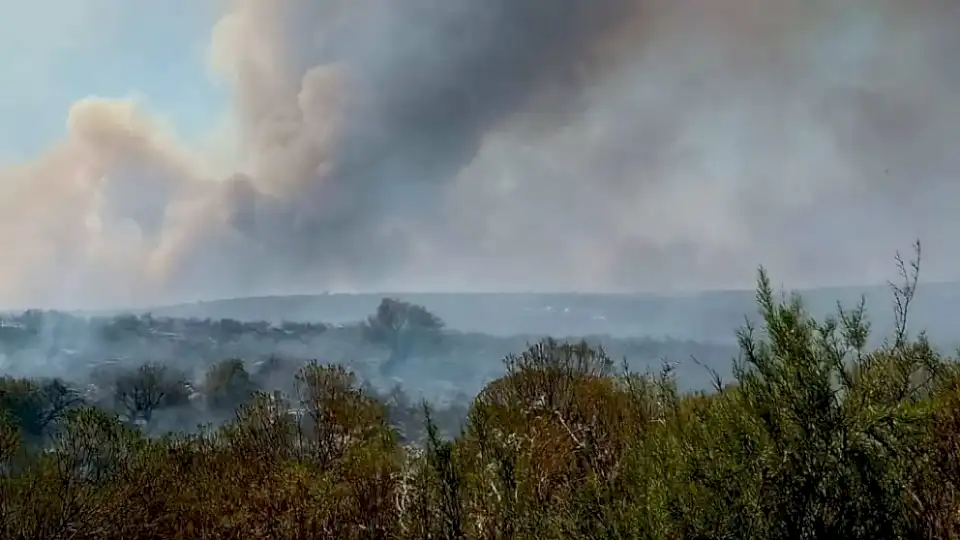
[
  {"xmin": 362, "ymin": 298, "xmax": 445, "ymax": 374},
  {"xmin": 204, "ymin": 358, "xmax": 258, "ymax": 412},
  {"xmin": 0, "ymin": 377, "xmax": 81, "ymax": 442}
]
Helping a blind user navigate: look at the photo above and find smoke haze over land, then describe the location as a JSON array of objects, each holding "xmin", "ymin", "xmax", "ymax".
[{"xmin": 1, "ymin": 0, "xmax": 959, "ymax": 310}]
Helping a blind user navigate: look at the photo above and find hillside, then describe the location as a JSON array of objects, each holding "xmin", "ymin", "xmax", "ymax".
[
  {"xmin": 116, "ymin": 282, "xmax": 960, "ymax": 345},
  {"xmin": 5, "ymin": 268, "xmax": 960, "ymax": 537}
]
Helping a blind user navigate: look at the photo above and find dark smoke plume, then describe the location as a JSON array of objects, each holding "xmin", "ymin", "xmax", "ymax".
[{"xmin": 2, "ymin": 0, "xmax": 959, "ymax": 308}]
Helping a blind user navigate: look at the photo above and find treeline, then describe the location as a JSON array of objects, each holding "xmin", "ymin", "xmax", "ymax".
[
  {"xmin": 3, "ymin": 249, "xmax": 960, "ymax": 537},
  {"xmin": 1, "ymin": 298, "xmax": 440, "ymax": 354},
  {"xmin": 1, "ymin": 298, "xmax": 735, "ymax": 400},
  {"xmin": 0, "ymin": 299, "xmax": 456, "ymax": 397},
  {"xmin": 0, "ymin": 298, "xmax": 431, "ymax": 365},
  {"xmin": 0, "ymin": 354, "xmax": 467, "ymax": 445}
]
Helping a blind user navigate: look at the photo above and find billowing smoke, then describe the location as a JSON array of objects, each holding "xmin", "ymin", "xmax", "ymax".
[{"xmin": 1, "ymin": 0, "xmax": 959, "ymax": 309}]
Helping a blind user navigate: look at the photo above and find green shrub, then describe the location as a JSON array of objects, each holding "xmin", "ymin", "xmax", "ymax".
[{"xmin": 5, "ymin": 243, "xmax": 960, "ymax": 538}]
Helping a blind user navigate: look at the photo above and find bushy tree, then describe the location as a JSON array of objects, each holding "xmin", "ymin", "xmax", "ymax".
[
  {"xmin": 293, "ymin": 362, "xmax": 394, "ymax": 467},
  {"xmin": 0, "ymin": 409, "xmax": 22, "ymax": 469},
  {"xmin": 362, "ymin": 298, "xmax": 445, "ymax": 373},
  {"xmin": 204, "ymin": 358, "xmax": 258, "ymax": 412},
  {"xmin": 0, "ymin": 377, "xmax": 81, "ymax": 442}
]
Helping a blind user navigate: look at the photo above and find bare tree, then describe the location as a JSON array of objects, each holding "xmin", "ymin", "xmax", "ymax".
[
  {"xmin": 888, "ymin": 239, "xmax": 921, "ymax": 350},
  {"xmin": 35, "ymin": 378, "xmax": 83, "ymax": 434},
  {"xmin": 113, "ymin": 363, "xmax": 189, "ymax": 425}
]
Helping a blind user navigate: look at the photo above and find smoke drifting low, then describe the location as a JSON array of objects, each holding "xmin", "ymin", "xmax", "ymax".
[{"xmin": 2, "ymin": 0, "xmax": 959, "ymax": 309}]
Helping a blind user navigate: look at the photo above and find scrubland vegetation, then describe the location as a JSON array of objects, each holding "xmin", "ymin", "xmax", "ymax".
[{"xmin": 3, "ymin": 243, "xmax": 960, "ymax": 538}]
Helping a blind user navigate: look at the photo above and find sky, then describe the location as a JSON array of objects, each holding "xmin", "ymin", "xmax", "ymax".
[
  {"xmin": 0, "ymin": 0, "xmax": 958, "ymax": 310},
  {"xmin": 0, "ymin": 0, "xmax": 223, "ymax": 160}
]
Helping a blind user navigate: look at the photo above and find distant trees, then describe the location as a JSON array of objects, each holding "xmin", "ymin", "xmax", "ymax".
[
  {"xmin": 276, "ymin": 320, "xmax": 327, "ymax": 342},
  {"xmin": 99, "ymin": 314, "xmax": 146, "ymax": 342},
  {"xmin": 362, "ymin": 298, "xmax": 445, "ymax": 373},
  {"xmin": 0, "ymin": 311, "xmax": 45, "ymax": 352},
  {"xmin": 212, "ymin": 318, "xmax": 252, "ymax": 344}
]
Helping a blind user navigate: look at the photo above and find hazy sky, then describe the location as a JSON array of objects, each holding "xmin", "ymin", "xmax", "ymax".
[
  {"xmin": 1, "ymin": 0, "xmax": 958, "ymax": 310},
  {"xmin": 0, "ymin": 0, "xmax": 222, "ymax": 159}
]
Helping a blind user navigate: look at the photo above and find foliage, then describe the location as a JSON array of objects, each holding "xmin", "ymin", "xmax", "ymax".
[
  {"xmin": 204, "ymin": 359, "xmax": 259, "ymax": 412},
  {"xmin": 111, "ymin": 363, "xmax": 191, "ymax": 424},
  {"xmin": 7, "ymin": 243, "xmax": 960, "ymax": 537},
  {"xmin": 0, "ymin": 377, "xmax": 81, "ymax": 442},
  {"xmin": 361, "ymin": 298, "xmax": 446, "ymax": 372}
]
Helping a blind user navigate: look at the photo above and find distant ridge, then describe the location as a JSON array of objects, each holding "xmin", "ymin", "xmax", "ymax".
[{"xmin": 56, "ymin": 281, "xmax": 960, "ymax": 344}]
